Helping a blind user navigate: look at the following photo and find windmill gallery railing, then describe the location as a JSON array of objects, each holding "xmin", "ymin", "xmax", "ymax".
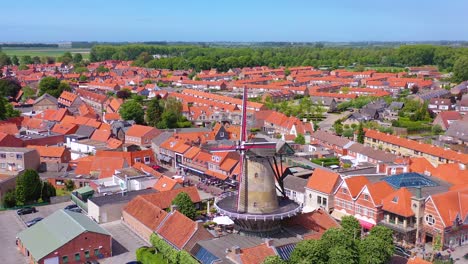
[{"xmin": 214, "ymin": 191, "xmax": 302, "ymax": 221}]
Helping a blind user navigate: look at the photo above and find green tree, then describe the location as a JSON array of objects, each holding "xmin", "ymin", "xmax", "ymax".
[
  {"xmin": 262, "ymin": 256, "xmax": 287, "ymax": 264},
  {"xmin": 21, "ymin": 55, "xmax": 33, "ymax": 65},
  {"xmin": 64, "ymin": 179, "xmax": 75, "ymax": 191},
  {"xmin": 41, "ymin": 181, "xmax": 56, "ymax": 202},
  {"xmin": 357, "ymin": 122, "xmax": 365, "ymax": 143},
  {"xmin": 74, "ymin": 66, "xmax": 89, "ymax": 74},
  {"xmin": 15, "ymin": 170, "xmax": 42, "ymax": 205},
  {"xmin": 294, "ymin": 133, "xmax": 306, "ymax": 145},
  {"xmin": 96, "ymin": 65, "xmax": 110, "ymax": 73},
  {"xmin": 38, "ymin": 77, "xmax": 70, "ymax": 98},
  {"xmin": 171, "ymin": 192, "xmax": 197, "ymax": 219},
  {"xmin": 2, "ymin": 189, "xmax": 16, "ymax": 208},
  {"xmin": 360, "ymin": 227, "xmax": 394, "ymax": 264},
  {"xmin": 73, "ymin": 53, "xmax": 83, "ymax": 64},
  {"xmin": 289, "ymin": 239, "xmax": 327, "ymax": 264},
  {"xmin": 432, "ymin": 124, "xmax": 444, "ymax": 135},
  {"xmin": 61, "ymin": 52, "xmax": 73, "ymax": 65},
  {"xmin": 146, "ymin": 97, "xmax": 163, "ymax": 127},
  {"xmin": 3, "ymin": 97, "xmax": 21, "ymax": 119},
  {"xmin": 79, "ymin": 75, "xmax": 88, "ymax": 82},
  {"xmin": 0, "ymin": 78, "xmax": 22, "ymax": 97},
  {"xmin": 11, "ymin": 55, "xmax": 19, "ymax": 66},
  {"xmin": 341, "ymin": 215, "xmax": 362, "ymax": 240},
  {"xmin": 116, "ymin": 89, "xmax": 132, "ymax": 99},
  {"xmin": 32, "ymin": 56, "xmax": 41, "ymax": 64},
  {"xmin": 452, "ymin": 56, "xmax": 468, "ymax": 83},
  {"xmin": 119, "ymin": 100, "xmax": 145, "ymax": 124},
  {"xmin": 333, "ymin": 120, "xmax": 344, "ymax": 136},
  {"xmin": 0, "ymin": 52, "xmax": 12, "ymax": 67}
]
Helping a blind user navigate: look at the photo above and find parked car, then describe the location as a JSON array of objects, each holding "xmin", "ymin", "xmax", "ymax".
[
  {"xmin": 64, "ymin": 204, "xmax": 78, "ymax": 210},
  {"xmin": 17, "ymin": 207, "xmax": 37, "ymax": 215},
  {"xmin": 26, "ymin": 217, "xmax": 43, "ymax": 227},
  {"xmin": 68, "ymin": 207, "xmax": 82, "ymax": 213},
  {"xmin": 394, "ymin": 245, "xmax": 411, "ymax": 258},
  {"xmin": 86, "ymin": 261, "xmax": 99, "ymax": 264}
]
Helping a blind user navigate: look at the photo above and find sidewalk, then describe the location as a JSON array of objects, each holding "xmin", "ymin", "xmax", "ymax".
[{"xmin": 411, "ymin": 243, "xmax": 468, "ymax": 263}]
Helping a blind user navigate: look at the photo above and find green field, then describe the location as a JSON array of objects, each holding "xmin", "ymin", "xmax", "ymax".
[{"xmin": 1, "ymin": 47, "xmax": 90, "ymax": 59}]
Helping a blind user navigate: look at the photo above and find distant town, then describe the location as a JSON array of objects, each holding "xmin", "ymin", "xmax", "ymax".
[{"xmin": 0, "ymin": 43, "xmax": 467, "ymax": 264}]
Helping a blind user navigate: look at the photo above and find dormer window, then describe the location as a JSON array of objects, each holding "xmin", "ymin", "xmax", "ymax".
[
  {"xmin": 342, "ymin": 188, "xmax": 348, "ymax": 194},
  {"xmin": 392, "ymin": 196, "xmax": 398, "ymax": 203},
  {"xmin": 364, "ymin": 194, "xmax": 369, "ymax": 201}
]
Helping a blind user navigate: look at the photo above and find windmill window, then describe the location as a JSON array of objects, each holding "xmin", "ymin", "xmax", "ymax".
[
  {"xmin": 254, "ymin": 173, "xmax": 259, "ymax": 178},
  {"xmin": 253, "ymin": 202, "xmax": 257, "ymax": 207}
]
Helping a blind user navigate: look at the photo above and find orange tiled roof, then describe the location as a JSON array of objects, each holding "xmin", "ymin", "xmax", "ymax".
[
  {"xmin": 183, "ymin": 147, "xmax": 201, "ymax": 160},
  {"xmin": 90, "ymin": 129, "xmax": 111, "ymax": 142},
  {"xmin": 343, "ymin": 176, "xmax": 371, "ymax": 198},
  {"xmin": 26, "ymin": 145, "xmax": 66, "ymax": 158},
  {"xmin": 364, "ymin": 181, "xmax": 394, "ymax": 206},
  {"xmin": 239, "ymin": 243, "xmax": 276, "ymax": 264},
  {"xmin": 365, "ymin": 129, "xmax": 468, "ymax": 164},
  {"xmin": 429, "ymin": 189, "xmax": 468, "ymax": 227},
  {"xmin": 156, "ymin": 211, "xmax": 197, "ymax": 249},
  {"xmin": 381, "ymin": 188, "xmax": 414, "ymax": 217},
  {"xmin": 139, "ymin": 186, "xmax": 201, "ymax": 210},
  {"xmin": 306, "ymin": 168, "xmax": 341, "ymax": 194},
  {"xmin": 126, "ymin": 125, "xmax": 158, "ymax": 138},
  {"xmin": 51, "ymin": 123, "xmax": 77, "ymax": 135},
  {"xmin": 123, "ymin": 196, "xmax": 168, "ymax": 230},
  {"xmin": 407, "ymin": 257, "xmax": 431, "ymax": 264},
  {"xmin": 153, "ymin": 176, "xmax": 179, "ymax": 192},
  {"xmin": 0, "ymin": 122, "xmax": 19, "ymax": 135}
]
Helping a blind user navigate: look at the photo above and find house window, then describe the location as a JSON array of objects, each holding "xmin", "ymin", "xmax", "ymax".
[
  {"xmin": 16, "ymin": 154, "xmax": 23, "ymax": 159},
  {"xmin": 425, "ymin": 214, "xmax": 435, "ymax": 226},
  {"xmin": 62, "ymin": 256, "xmax": 69, "ymax": 263},
  {"xmin": 322, "ymin": 197, "xmax": 327, "ymax": 206},
  {"xmin": 85, "ymin": 250, "xmax": 90, "ymax": 258},
  {"xmin": 342, "ymin": 188, "xmax": 348, "ymax": 194},
  {"xmin": 144, "ymin": 156, "xmax": 151, "ymax": 164},
  {"xmin": 0, "ymin": 153, "xmax": 5, "ymax": 158},
  {"xmin": 317, "ymin": 196, "xmax": 322, "ymax": 205},
  {"xmin": 135, "ymin": 158, "xmax": 142, "ymax": 163},
  {"xmin": 220, "ymin": 132, "xmax": 225, "ymax": 137},
  {"xmin": 75, "ymin": 253, "xmax": 80, "ymax": 261},
  {"xmin": 0, "ymin": 163, "xmax": 5, "ymax": 169},
  {"xmin": 364, "ymin": 194, "xmax": 369, "ymax": 201},
  {"xmin": 94, "ymin": 249, "xmax": 100, "ymax": 256}
]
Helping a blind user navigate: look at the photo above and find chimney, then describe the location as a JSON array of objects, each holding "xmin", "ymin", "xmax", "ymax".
[
  {"xmin": 231, "ymin": 246, "xmax": 241, "ymax": 254},
  {"xmin": 170, "ymin": 204, "xmax": 178, "ymax": 212},
  {"xmin": 265, "ymin": 238, "xmax": 274, "ymax": 247}
]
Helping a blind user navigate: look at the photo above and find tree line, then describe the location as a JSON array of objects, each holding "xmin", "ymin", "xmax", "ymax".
[{"xmin": 87, "ymin": 44, "xmax": 468, "ymax": 73}]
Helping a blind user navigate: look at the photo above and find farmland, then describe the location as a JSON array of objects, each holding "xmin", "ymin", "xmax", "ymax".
[{"xmin": 1, "ymin": 47, "xmax": 90, "ymax": 59}]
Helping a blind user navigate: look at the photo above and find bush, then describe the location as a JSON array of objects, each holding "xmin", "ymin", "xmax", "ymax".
[
  {"xmin": 136, "ymin": 247, "xmax": 165, "ymax": 264},
  {"xmin": 149, "ymin": 234, "xmax": 198, "ymax": 264}
]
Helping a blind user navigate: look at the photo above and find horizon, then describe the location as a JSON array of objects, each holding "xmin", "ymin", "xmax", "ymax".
[{"xmin": 2, "ymin": 0, "xmax": 468, "ymax": 42}]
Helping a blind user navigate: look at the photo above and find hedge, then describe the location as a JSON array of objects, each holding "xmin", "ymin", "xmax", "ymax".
[
  {"xmin": 136, "ymin": 247, "xmax": 165, "ymax": 264},
  {"xmin": 149, "ymin": 234, "xmax": 198, "ymax": 264}
]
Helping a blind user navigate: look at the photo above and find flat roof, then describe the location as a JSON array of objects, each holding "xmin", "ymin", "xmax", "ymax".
[{"xmin": 88, "ymin": 189, "xmax": 157, "ymax": 207}]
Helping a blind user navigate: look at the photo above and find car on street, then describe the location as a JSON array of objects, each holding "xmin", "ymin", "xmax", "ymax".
[
  {"xmin": 394, "ymin": 245, "xmax": 411, "ymax": 258},
  {"xmin": 16, "ymin": 207, "xmax": 37, "ymax": 215},
  {"xmin": 26, "ymin": 217, "xmax": 43, "ymax": 227},
  {"xmin": 67, "ymin": 207, "xmax": 82, "ymax": 213},
  {"xmin": 64, "ymin": 204, "xmax": 78, "ymax": 210}
]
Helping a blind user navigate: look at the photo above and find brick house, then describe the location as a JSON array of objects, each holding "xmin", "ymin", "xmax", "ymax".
[
  {"xmin": 17, "ymin": 209, "xmax": 112, "ymax": 264},
  {"xmin": 33, "ymin": 93, "xmax": 58, "ymax": 112},
  {"xmin": 125, "ymin": 125, "xmax": 162, "ymax": 148},
  {"xmin": 422, "ymin": 189, "xmax": 468, "ymax": 249}
]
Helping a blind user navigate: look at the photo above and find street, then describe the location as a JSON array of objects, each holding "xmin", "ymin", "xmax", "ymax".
[
  {"xmin": 318, "ymin": 111, "xmax": 350, "ymax": 131},
  {"xmin": 0, "ymin": 210, "xmax": 29, "ymax": 264},
  {"xmin": 99, "ymin": 221, "xmax": 150, "ymax": 264}
]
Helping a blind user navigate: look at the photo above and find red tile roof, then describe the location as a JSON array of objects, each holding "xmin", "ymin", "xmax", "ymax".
[
  {"xmin": 239, "ymin": 243, "xmax": 276, "ymax": 264},
  {"xmin": 342, "ymin": 176, "xmax": 370, "ymax": 198},
  {"xmin": 381, "ymin": 188, "xmax": 414, "ymax": 217},
  {"xmin": 286, "ymin": 208, "xmax": 340, "ymax": 236},
  {"xmin": 139, "ymin": 186, "xmax": 201, "ymax": 210},
  {"xmin": 26, "ymin": 145, "xmax": 66, "ymax": 158},
  {"xmin": 365, "ymin": 129, "xmax": 468, "ymax": 164},
  {"xmin": 123, "ymin": 196, "xmax": 168, "ymax": 230},
  {"xmin": 429, "ymin": 189, "xmax": 468, "ymax": 227},
  {"xmin": 306, "ymin": 168, "xmax": 341, "ymax": 194},
  {"xmin": 126, "ymin": 125, "xmax": 159, "ymax": 137},
  {"xmin": 153, "ymin": 176, "xmax": 179, "ymax": 192},
  {"xmin": 156, "ymin": 211, "xmax": 197, "ymax": 249}
]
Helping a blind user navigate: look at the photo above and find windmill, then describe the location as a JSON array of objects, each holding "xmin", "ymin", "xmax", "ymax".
[{"xmin": 212, "ymin": 87, "xmax": 301, "ymax": 235}]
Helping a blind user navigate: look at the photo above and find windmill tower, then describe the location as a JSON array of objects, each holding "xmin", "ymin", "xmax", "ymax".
[{"xmin": 213, "ymin": 87, "xmax": 301, "ymax": 236}]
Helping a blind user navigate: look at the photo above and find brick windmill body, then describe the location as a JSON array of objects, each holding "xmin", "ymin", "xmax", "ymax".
[{"xmin": 213, "ymin": 87, "xmax": 301, "ymax": 236}]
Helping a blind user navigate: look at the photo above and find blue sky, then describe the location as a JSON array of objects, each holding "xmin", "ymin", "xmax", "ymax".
[{"xmin": 2, "ymin": 0, "xmax": 468, "ymax": 42}]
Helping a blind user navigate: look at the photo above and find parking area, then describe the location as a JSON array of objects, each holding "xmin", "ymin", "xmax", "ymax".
[
  {"xmin": 0, "ymin": 210, "xmax": 29, "ymax": 264},
  {"xmin": 100, "ymin": 221, "xmax": 150, "ymax": 264},
  {"xmin": 19, "ymin": 201, "xmax": 73, "ymax": 224}
]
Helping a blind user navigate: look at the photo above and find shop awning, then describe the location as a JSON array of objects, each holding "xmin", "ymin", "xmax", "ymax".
[
  {"xmin": 359, "ymin": 220, "xmax": 375, "ymax": 230},
  {"xmin": 331, "ymin": 210, "xmax": 348, "ymax": 221}
]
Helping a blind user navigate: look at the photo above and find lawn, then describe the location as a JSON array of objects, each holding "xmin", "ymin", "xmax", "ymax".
[
  {"xmin": 2, "ymin": 47, "xmax": 90, "ymax": 59},
  {"xmin": 56, "ymin": 188, "xmax": 71, "ymax": 196}
]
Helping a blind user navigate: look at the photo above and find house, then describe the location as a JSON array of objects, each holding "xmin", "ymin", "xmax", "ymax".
[
  {"xmin": 422, "ymin": 189, "xmax": 468, "ymax": 249},
  {"xmin": 17, "ymin": 209, "xmax": 112, "ymax": 264},
  {"xmin": 0, "ymin": 147, "xmax": 40, "ymax": 174},
  {"xmin": 346, "ymin": 143, "xmax": 397, "ymax": 166},
  {"xmin": 304, "ymin": 168, "xmax": 341, "ymax": 213},
  {"xmin": 432, "ymin": 111, "xmax": 463, "ymax": 130},
  {"xmin": 57, "ymin": 91, "xmax": 82, "ymax": 113},
  {"xmin": 87, "ymin": 189, "xmax": 156, "ymax": 224},
  {"xmin": 309, "ymin": 130, "xmax": 354, "ymax": 156},
  {"xmin": 26, "ymin": 145, "xmax": 71, "ymax": 172},
  {"xmin": 33, "ymin": 93, "xmax": 58, "ymax": 111},
  {"xmin": 309, "ymin": 96, "xmax": 337, "ymax": 112},
  {"xmin": 0, "ymin": 132, "xmax": 24, "ymax": 147},
  {"xmin": 428, "ymin": 97, "xmax": 455, "ymax": 114},
  {"xmin": 456, "ymin": 94, "xmax": 468, "ymax": 115},
  {"xmin": 443, "ymin": 120, "xmax": 468, "ymax": 145},
  {"xmin": 364, "ymin": 129, "xmax": 468, "ymax": 166},
  {"xmin": 155, "ymin": 210, "xmax": 213, "ymax": 252},
  {"xmin": 281, "ymin": 175, "xmax": 308, "ymax": 207},
  {"xmin": 125, "ymin": 125, "xmax": 162, "ymax": 148},
  {"xmin": 122, "ymin": 186, "xmax": 203, "ymax": 242},
  {"xmin": 379, "ymin": 188, "xmax": 418, "ymax": 244},
  {"xmin": 92, "ymin": 166, "xmax": 158, "ymax": 194}
]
